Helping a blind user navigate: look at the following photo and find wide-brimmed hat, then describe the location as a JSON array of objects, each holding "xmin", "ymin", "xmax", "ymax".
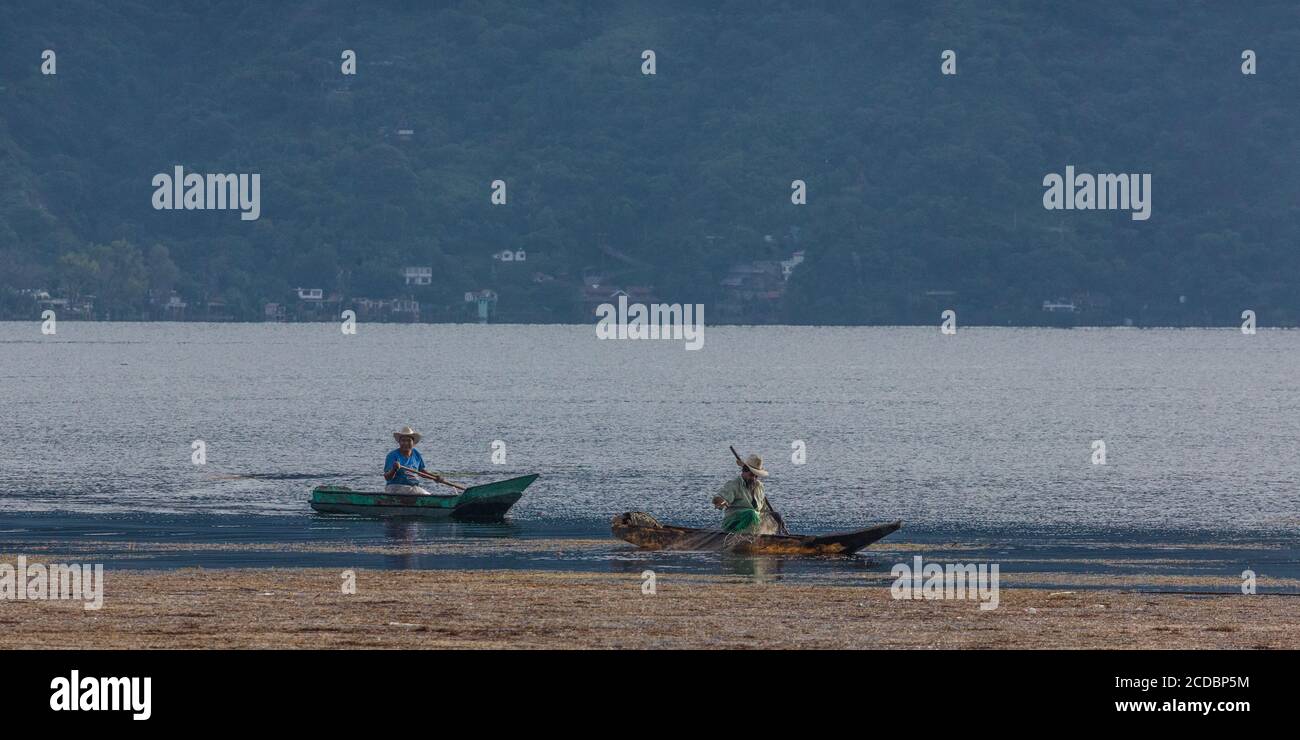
[
  {"xmin": 737, "ymin": 453, "xmax": 769, "ymax": 477},
  {"xmin": 392, "ymin": 426, "xmax": 422, "ymax": 445}
]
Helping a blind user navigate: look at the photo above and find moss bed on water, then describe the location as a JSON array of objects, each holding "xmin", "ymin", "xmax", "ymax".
[{"xmin": 0, "ymin": 566, "xmax": 1296, "ymax": 649}]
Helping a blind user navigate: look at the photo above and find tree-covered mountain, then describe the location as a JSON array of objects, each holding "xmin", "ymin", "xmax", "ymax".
[{"xmin": 1, "ymin": 1, "xmax": 1298, "ymax": 324}]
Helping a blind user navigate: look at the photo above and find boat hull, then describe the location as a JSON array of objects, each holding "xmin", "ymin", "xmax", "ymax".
[
  {"xmin": 611, "ymin": 511, "xmax": 901, "ymax": 555},
  {"xmin": 310, "ymin": 474, "xmax": 539, "ymax": 520}
]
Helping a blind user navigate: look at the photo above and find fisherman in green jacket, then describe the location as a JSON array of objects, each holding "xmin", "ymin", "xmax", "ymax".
[{"xmin": 712, "ymin": 453, "xmax": 769, "ymax": 533}]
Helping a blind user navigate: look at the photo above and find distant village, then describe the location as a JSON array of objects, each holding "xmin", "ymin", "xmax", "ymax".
[
  {"xmin": 2, "ymin": 234, "xmax": 1122, "ymax": 325},
  {"xmin": 2, "ymin": 240, "xmax": 816, "ymax": 324},
  {"xmin": 268, "ymin": 245, "xmax": 812, "ymax": 324}
]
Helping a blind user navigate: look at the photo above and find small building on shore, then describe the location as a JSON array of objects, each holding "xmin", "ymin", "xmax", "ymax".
[
  {"xmin": 1042, "ymin": 300, "xmax": 1079, "ymax": 313},
  {"xmin": 464, "ymin": 289, "xmax": 498, "ymax": 323},
  {"xmin": 719, "ymin": 260, "xmax": 784, "ymax": 322},
  {"xmin": 352, "ymin": 296, "xmax": 421, "ymax": 322}
]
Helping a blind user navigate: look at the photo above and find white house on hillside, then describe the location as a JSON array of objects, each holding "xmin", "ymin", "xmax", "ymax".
[{"xmin": 402, "ymin": 266, "xmax": 433, "ymax": 286}]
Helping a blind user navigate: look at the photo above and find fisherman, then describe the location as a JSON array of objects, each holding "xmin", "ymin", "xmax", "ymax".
[
  {"xmin": 712, "ymin": 453, "xmax": 769, "ymax": 533},
  {"xmin": 383, "ymin": 425, "xmax": 447, "ymax": 495}
]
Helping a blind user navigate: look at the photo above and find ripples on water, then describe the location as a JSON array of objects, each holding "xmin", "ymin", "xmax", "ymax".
[{"xmin": 1, "ymin": 323, "xmax": 1297, "ymax": 537}]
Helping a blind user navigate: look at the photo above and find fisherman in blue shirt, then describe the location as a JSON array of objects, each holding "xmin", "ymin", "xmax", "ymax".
[{"xmin": 383, "ymin": 426, "xmax": 447, "ymax": 495}]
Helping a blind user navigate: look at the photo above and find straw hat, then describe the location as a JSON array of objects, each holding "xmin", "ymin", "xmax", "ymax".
[
  {"xmin": 737, "ymin": 453, "xmax": 769, "ymax": 477},
  {"xmin": 392, "ymin": 426, "xmax": 422, "ymax": 445}
]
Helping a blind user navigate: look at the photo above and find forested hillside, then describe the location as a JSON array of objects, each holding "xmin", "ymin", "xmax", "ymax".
[{"xmin": 1, "ymin": 1, "xmax": 1298, "ymax": 324}]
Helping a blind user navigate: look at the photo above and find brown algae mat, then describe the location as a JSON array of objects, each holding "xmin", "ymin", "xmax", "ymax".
[{"xmin": 1, "ymin": 567, "xmax": 1296, "ymax": 649}]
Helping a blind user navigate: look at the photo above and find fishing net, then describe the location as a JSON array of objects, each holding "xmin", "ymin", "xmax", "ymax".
[
  {"xmin": 622, "ymin": 511, "xmax": 662, "ymax": 528},
  {"xmin": 722, "ymin": 531, "xmax": 759, "ymax": 549}
]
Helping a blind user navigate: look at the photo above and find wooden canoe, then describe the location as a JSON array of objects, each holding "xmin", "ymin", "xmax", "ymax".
[
  {"xmin": 611, "ymin": 511, "xmax": 901, "ymax": 555},
  {"xmin": 310, "ymin": 474, "xmax": 539, "ymax": 520}
]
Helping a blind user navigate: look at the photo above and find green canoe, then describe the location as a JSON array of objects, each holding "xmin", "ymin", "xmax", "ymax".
[{"xmin": 309, "ymin": 474, "xmax": 539, "ymax": 520}]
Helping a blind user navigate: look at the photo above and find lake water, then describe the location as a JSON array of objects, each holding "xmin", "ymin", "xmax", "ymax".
[{"xmin": 1, "ymin": 322, "xmax": 1297, "ymax": 585}]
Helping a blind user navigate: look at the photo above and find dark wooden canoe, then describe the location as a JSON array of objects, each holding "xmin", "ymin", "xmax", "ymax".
[
  {"xmin": 611, "ymin": 511, "xmax": 902, "ymax": 555},
  {"xmin": 310, "ymin": 474, "xmax": 539, "ymax": 520}
]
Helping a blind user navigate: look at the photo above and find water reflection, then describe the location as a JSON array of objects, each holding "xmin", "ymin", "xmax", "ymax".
[
  {"xmin": 381, "ymin": 519, "xmax": 421, "ymax": 568},
  {"xmin": 718, "ymin": 554, "xmax": 787, "ymax": 582},
  {"xmin": 603, "ymin": 550, "xmax": 802, "ymax": 583},
  {"xmin": 370, "ymin": 516, "xmax": 529, "ymax": 569}
]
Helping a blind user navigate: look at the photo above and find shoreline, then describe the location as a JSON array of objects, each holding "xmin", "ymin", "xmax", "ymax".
[
  {"xmin": 1, "ymin": 567, "xmax": 1296, "ymax": 649},
  {"xmin": 3, "ymin": 511, "xmax": 1296, "ymax": 591}
]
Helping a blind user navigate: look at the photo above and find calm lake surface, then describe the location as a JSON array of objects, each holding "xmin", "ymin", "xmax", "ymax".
[{"xmin": 1, "ymin": 322, "xmax": 1297, "ymax": 583}]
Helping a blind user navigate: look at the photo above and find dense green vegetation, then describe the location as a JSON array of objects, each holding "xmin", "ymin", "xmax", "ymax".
[{"xmin": 1, "ymin": 1, "xmax": 1297, "ymax": 324}]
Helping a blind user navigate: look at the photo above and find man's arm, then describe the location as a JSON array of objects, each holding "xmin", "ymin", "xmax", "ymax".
[{"xmin": 712, "ymin": 479, "xmax": 735, "ymax": 509}]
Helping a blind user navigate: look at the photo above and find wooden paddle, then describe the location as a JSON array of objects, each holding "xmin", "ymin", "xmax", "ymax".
[
  {"xmin": 395, "ymin": 464, "xmax": 467, "ymax": 492},
  {"xmin": 729, "ymin": 445, "xmax": 789, "ymax": 535}
]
